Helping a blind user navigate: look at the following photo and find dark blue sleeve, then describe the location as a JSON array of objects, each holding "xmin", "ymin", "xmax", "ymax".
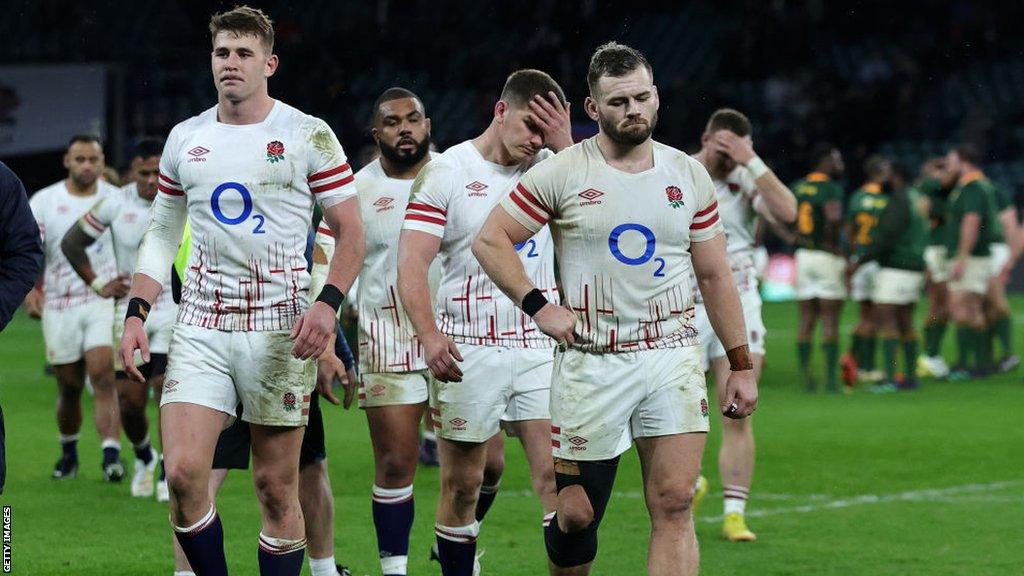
[
  {"xmin": 0, "ymin": 162, "xmax": 43, "ymax": 331},
  {"xmin": 334, "ymin": 324, "xmax": 355, "ymax": 371}
]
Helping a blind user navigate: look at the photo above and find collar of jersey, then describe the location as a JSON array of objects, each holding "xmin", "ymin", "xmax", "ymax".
[
  {"xmin": 958, "ymin": 170, "xmax": 985, "ymax": 186},
  {"xmin": 214, "ymin": 99, "xmax": 280, "ymax": 129},
  {"xmin": 807, "ymin": 172, "xmax": 829, "ymax": 182},
  {"xmin": 863, "ymin": 182, "xmax": 882, "ymax": 194}
]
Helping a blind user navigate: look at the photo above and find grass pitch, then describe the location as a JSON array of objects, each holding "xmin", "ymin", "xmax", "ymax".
[{"xmin": 1, "ymin": 299, "xmax": 1022, "ymax": 575}]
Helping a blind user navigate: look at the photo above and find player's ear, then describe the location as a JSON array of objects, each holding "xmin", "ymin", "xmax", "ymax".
[
  {"xmin": 62, "ymin": 152, "xmax": 71, "ymax": 170},
  {"xmin": 584, "ymin": 96, "xmax": 599, "ymax": 122},
  {"xmin": 494, "ymin": 100, "xmax": 508, "ymax": 123},
  {"xmin": 370, "ymin": 126, "xmax": 380, "ymax": 143},
  {"xmin": 424, "ymin": 117, "xmax": 432, "ymax": 134},
  {"xmin": 265, "ymin": 53, "xmax": 279, "ymax": 78}
]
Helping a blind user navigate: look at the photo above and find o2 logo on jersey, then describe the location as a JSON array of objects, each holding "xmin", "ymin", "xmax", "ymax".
[
  {"xmin": 608, "ymin": 223, "xmax": 666, "ymax": 277},
  {"xmin": 515, "ymin": 239, "xmax": 539, "ymax": 258},
  {"xmin": 210, "ymin": 182, "xmax": 266, "ymax": 234}
]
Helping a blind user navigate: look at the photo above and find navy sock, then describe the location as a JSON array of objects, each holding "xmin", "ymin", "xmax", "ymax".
[
  {"xmin": 159, "ymin": 458, "xmax": 166, "ymax": 481},
  {"xmin": 435, "ymin": 522, "xmax": 479, "ymax": 576},
  {"xmin": 173, "ymin": 506, "xmax": 228, "ymax": 576},
  {"xmin": 102, "ymin": 446, "xmax": 120, "ymax": 465},
  {"xmin": 133, "ymin": 440, "xmax": 153, "ymax": 464},
  {"xmin": 475, "ymin": 483, "xmax": 499, "ymax": 522},
  {"xmin": 60, "ymin": 437, "xmax": 78, "ymax": 460},
  {"xmin": 372, "ymin": 485, "xmax": 414, "ymax": 575},
  {"xmin": 257, "ymin": 533, "xmax": 306, "ymax": 576}
]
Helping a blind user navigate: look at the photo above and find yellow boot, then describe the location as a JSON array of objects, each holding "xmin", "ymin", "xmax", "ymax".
[
  {"xmin": 722, "ymin": 512, "xmax": 757, "ymax": 542},
  {"xmin": 692, "ymin": 475, "xmax": 709, "ymax": 515}
]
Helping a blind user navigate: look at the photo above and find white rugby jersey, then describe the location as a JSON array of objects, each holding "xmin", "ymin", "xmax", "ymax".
[
  {"xmin": 29, "ymin": 180, "xmax": 118, "ymax": 310},
  {"xmin": 81, "ymin": 182, "xmax": 176, "ymax": 315},
  {"xmin": 401, "ymin": 141, "xmax": 557, "ymax": 348},
  {"xmin": 713, "ymin": 164, "xmax": 760, "ymax": 265},
  {"xmin": 349, "ymin": 157, "xmax": 436, "ymax": 373},
  {"xmin": 150, "ymin": 100, "xmax": 356, "ymax": 331},
  {"xmin": 500, "ymin": 137, "xmax": 723, "ymax": 353}
]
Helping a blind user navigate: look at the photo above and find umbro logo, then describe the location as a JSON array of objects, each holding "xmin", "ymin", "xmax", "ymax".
[
  {"xmin": 187, "ymin": 146, "xmax": 209, "ymax": 163},
  {"xmin": 578, "ymin": 188, "xmax": 604, "ymax": 206},
  {"xmin": 449, "ymin": 417, "xmax": 468, "ymax": 430},
  {"xmin": 465, "ymin": 181, "xmax": 488, "ymax": 197},
  {"xmin": 568, "ymin": 435, "xmax": 588, "ymax": 452},
  {"xmin": 164, "ymin": 379, "xmax": 179, "ymax": 393},
  {"xmin": 370, "ymin": 383, "xmax": 387, "ymax": 396},
  {"xmin": 373, "ymin": 197, "xmax": 395, "ymax": 212}
]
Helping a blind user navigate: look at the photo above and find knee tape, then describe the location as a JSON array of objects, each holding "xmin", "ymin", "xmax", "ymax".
[{"xmin": 544, "ymin": 457, "xmax": 620, "ymax": 567}]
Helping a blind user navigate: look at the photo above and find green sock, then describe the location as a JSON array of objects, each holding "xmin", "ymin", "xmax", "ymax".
[
  {"xmin": 797, "ymin": 341, "xmax": 813, "ymax": 387},
  {"xmin": 851, "ymin": 334, "xmax": 866, "ymax": 367},
  {"xmin": 823, "ymin": 340, "xmax": 840, "ymax": 390},
  {"xmin": 924, "ymin": 321, "xmax": 947, "ymax": 357},
  {"xmin": 976, "ymin": 328, "xmax": 991, "ymax": 370},
  {"xmin": 882, "ymin": 337, "xmax": 899, "ymax": 381},
  {"xmin": 956, "ymin": 326, "xmax": 972, "ymax": 368},
  {"xmin": 995, "ymin": 315, "xmax": 1013, "ymax": 358},
  {"xmin": 864, "ymin": 336, "xmax": 878, "ymax": 372},
  {"xmin": 903, "ymin": 338, "xmax": 919, "ymax": 380}
]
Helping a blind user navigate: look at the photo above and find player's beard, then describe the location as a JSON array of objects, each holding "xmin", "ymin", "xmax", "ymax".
[
  {"xmin": 601, "ymin": 111, "xmax": 658, "ymax": 146},
  {"xmin": 378, "ymin": 135, "xmax": 430, "ymax": 167},
  {"xmin": 70, "ymin": 171, "xmax": 98, "ymax": 189}
]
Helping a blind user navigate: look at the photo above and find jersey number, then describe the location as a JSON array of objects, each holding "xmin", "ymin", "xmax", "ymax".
[
  {"xmin": 515, "ymin": 238, "xmax": 539, "ymax": 258},
  {"xmin": 797, "ymin": 201, "xmax": 814, "ymax": 234},
  {"xmin": 608, "ymin": 223, "xmax": 663, "ymax": 277},
  {"xmin": 854, "ymin": 213, "xmax": 877, "ymax": 245},
  {"xmin": 211, "ymin": 182, "xmax": 266, "ymax": 234}
]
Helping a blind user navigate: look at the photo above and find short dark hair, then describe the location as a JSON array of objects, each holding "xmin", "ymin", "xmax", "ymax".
[
  {"xmin": 132, "ymin": 138, "xmax": 164, "ymax": 160},
  {"xmin": 587, "ymin": 41, "xmax": 653, "ymax": 96},
  {"xmin": 705, "ymin": 108, "xmax": 752, "ymax": 137},
  {"xmin": 209, "ymin": 5, "xmax": 274, "ymax": 52},
  {"xmin": 864, "ymin": 154, "xmax": 891, "ymax": 179},
  {"xmin": 810, "ymin": 142, "xmax": 838, "ymax": 167},
  {"xmin": 68, "ymin": 134, "xmax": 102, "ymax": 149},
  {"xmin": 500, "ymin": 69, "xmax": 566, "ymax": 108},
  {"xmin": 373, "ymin": 87, "xmax": 423, "ymax": 117},
  {"xmin": 955, "ymin": 143, "xmax": 984, "ymax": 166}
]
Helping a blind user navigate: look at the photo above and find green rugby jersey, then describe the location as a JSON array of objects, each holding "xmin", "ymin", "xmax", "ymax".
[
  {"xmin": 791, "ymin": 172, "xmax": 844, "ymax": 252},
  {"xmin": 847, "ymin": 183, "xmax": 889, "ymax": 258},
  {"xmin": 945, "ymin": 171, "xmax": 996, "ymax": 257}
]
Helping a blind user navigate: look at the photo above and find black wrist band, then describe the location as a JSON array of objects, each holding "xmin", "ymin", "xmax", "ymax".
[
  {"xmin": 125, "ymin": 297, "xmax": 151, "ymax": 323},
  {"xmin": 315, "ymin": 284, "xmax": 345, "ymax": 312},
  {"xmin": 521, "ymin": 288, "xmax": 549, "ymax": 317}
]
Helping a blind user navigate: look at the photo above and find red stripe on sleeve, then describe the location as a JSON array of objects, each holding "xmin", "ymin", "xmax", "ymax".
[
  {"xmin": 509, "ymin": 190, "xmax": 548, "ymax": 225},
  {"xmin": 690, "ymin": 213, "xmax": 720, "ymax": 230},
  {"xmin": 404, "ymin": 213, "xmax": 446, "ymax": 226},
  {"xmin": 158, "ymin": 173, "xmax": 180, "ymax": 186},
  {"xmin": 406, "ymin": 202, "xmax": 446, "ymax": 216},
  {"xmin": 158, "ymin": 183, "xmax": 184, "ymax": 196},
  {"xmin": 309, "ymin": 163, "xmax": 352, "ymax": 182},
  {"xmin": 515, "ymin": 183, "xmax": 552, "ymax": 216},
  {"xmin": 310, "ymin": 174, "xmax": 355, "ymax": 194},
  {"xmin": 317, "ymin": 226, "xmax": 333, "ymax": 236},
  {"xmin": 694, "ymin": 200, "xmax": 718, "ymax": 218},
  {"xmin": 84, "ymin": 212, "xmax": 105, "ymax": 232}
]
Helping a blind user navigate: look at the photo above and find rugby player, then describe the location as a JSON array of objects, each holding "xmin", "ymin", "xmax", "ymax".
[
  {"xmin": 25, "ymin": 135, "xmax": 125, "ymax": 481},
  {"xmin": 791, "ymin": 144, "xmax": 847, "ymax": 391},
  {"xmin": 843, "ymin": 155, "xmax": 892, "ymax": 386},
  {"xmin": 692, "ymin": 108, "xmax": 796, "ymax": 541},
  {"xmin": 397, "ymin": 70, "xmax": 572, "ymax": 576},
  {"xmin": 61, "ymin": 138, "xmax": 175, "ymax": 497},
  {"xmin": 473, "ymin": 42, "xmax": 757, "ymax": 576},
  {"xmin": 119, "ymin": 7, "xmax": 365, "ymax": 574}
]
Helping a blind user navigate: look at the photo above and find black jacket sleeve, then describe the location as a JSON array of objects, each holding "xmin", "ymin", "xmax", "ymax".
[{"xmin": 0, "ymin": 162, "xmax": 43, "ymax": 331}]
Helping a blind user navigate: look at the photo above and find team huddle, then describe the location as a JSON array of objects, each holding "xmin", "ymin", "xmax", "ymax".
[
  {"xmin": 21, "ymin": 5, "xmax": 854, "ymax": 576},
  {"xmin": 791, "ymin": 144, "xmax": 1020, "ymax": 395}
]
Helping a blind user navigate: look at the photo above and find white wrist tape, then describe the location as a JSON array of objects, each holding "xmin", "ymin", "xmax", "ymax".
[
  {"xmin": 745, "ymin": 156, "xmax": 770, "ymax": 180},
  {"xmin": 90, "ymin": 277, "xmax": 106, "ymax": 294}
]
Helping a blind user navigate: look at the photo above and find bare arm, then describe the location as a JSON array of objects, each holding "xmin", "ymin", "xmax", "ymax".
[
  {"xmin": 60, "ymin": 225, "xmax": 99, "ymax": 285},
  {"xmin": 752, "ymin": 172, "xmax": 798, "ymax": 224},
  {"xmin": 318, "ymin": 197, "xmax": 366, "ymax": 296},
  {"xmin": 691, "ymin": 233, "xmax": 746, "ymax": 350},
  {"xmin": 397, "ymin": 229, "xmax": 465, "ymax": 381}
]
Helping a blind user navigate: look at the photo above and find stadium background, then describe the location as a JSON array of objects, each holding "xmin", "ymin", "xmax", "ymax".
[{"xmin": 1, "ymin": 1, "xmax": 1023, "ymax": 574}]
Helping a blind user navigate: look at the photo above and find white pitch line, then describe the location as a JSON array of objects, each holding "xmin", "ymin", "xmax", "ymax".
[
  {"xmin": 697, "ymin": 480, "xmax": 1023, "ymax": 523},
  {"xmin": 500, "ymin": 481, "xmax": 1022, "ymax": 522}
]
